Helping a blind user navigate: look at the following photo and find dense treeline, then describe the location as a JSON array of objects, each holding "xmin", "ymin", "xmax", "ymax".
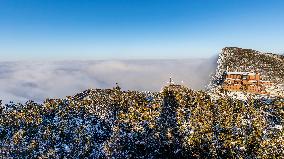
[{"xmin": 0, "ymin": 85, "xmax": 283, "ymax": 158}]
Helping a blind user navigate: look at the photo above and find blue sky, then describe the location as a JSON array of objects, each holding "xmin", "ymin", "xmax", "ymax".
[{"xmin": 0, "ymin": 0, "xmax": 284, "ymax": 60}]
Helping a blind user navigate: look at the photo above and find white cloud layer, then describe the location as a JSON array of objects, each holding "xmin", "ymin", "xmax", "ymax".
[{"xmin": 0, "ymin": 58, "xmax": 217, "ymax": 104}]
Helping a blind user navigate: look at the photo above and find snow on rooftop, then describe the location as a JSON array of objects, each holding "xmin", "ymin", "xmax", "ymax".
[
  {"xmin": 248, "ymin": 80, "xmax": 257, "ymax": 82},
  {"xmin": 226, "ymin": 71, "xmax": 258, "ymax": 75},
  {"xmin": 227, "ymin": 72, "xmax": 248, "ymax": 75}
]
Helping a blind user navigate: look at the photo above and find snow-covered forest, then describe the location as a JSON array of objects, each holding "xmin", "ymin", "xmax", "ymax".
[{"xmin": 1, "ymin": 85, "xmax": 283, "ymax": 158}]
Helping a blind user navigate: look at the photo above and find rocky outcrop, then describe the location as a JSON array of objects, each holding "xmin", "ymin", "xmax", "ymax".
[{"xmin": 209, "ymin": 47, "xmax": 284, "ymax": 97}]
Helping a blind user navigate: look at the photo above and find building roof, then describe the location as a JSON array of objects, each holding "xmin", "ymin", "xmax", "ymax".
[
  {"xmin": 226, "ymin": 71, "xmax": 257, "ymax": 76},
  {"xmin": 226, "ymin": 72, "xmax": 247, "ymax": 75},
  {"xmin": 248, "ymin": 80, "xmax": 257, "ymax": 82}
]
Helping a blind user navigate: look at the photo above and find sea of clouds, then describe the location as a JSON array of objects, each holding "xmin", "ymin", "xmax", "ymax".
[{"xmin": 0, "ymin": 58, "xmax": 217, "ymax": 104}]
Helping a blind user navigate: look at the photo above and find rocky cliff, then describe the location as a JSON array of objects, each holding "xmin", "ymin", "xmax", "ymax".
[
  {"xmin": 209, "ymin": 47, "xmax": 284, "ymax": 97},
  {"xmin": 213, "ymin": 47, "xmax": 284, "ymax": 84}
]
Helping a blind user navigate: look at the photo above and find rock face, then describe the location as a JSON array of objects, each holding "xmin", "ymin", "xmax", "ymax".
[
  {"xmin": 209, "ymin": 47, "xmax": 284, "ymax": 97},
  {"xmin": 215, "ymin": 47, "xmax": 284, "ymax": 83}
]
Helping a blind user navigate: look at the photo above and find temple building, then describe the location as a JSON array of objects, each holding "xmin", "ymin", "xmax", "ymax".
[{"xmin": 222, "ymin": 71, "xmax": 272, "ymax": 94}]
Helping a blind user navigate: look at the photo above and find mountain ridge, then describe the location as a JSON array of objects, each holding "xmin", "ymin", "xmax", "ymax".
[
  {"xmin": 215, "ymin": 47, "xmax": 284, "ymax": 83},
  {"xmin": 208, "ymin": 47, "xmax": 284, "ymax": 98},
  {"xmin": 1, "ymin": 47, "xmax": 284, "ymax": 158}
]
